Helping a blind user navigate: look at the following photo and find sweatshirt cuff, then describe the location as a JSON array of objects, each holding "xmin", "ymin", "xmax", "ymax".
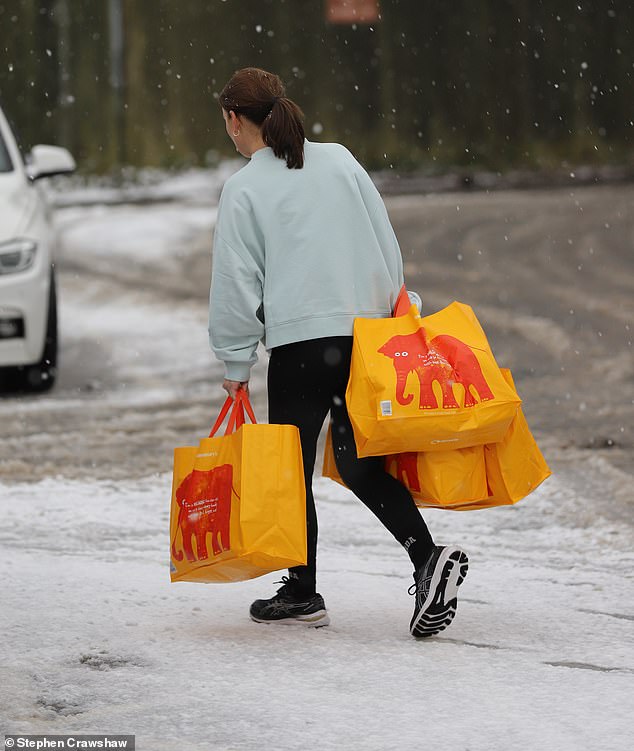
[{"xmin": 224, "ymin": 362, "xmax": 252, "ymax": 382}]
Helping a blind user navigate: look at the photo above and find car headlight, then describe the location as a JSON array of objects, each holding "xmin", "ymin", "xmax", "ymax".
[{"xmin": 0, "ymin": 238, "xmax": 37, "ymax": 274}]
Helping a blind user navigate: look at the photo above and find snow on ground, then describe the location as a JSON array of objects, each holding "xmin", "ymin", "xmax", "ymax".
[
  {"xmin": 44, "ymin": 163, "xmax": 242, "ymax": 208},
  {"xmin": 59, "ymin": 271, "xmax": 215, "ymax": 394},
  {"xmin": 49, "ymin": 163, "xmax": 266, "ymax": 401},
  {"xmin": 1, "ymin": 176, "xmax": 632, "ymax": 749},
  {"xmin": 0, "ymin": 471, "xmax": 632, "ymax": 750},
  {"xmin": 57, "ymin": 202, "xmax": 217, "ymax": 266}
]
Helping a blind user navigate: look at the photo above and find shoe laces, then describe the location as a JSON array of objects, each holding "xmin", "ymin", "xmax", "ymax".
[
  {"xmin": 275, "ymin": 575, "xmax": 293, "ymax": 591},
  {"xmin": 275, "ymin": 575, "xmax": 304, "ymax": 598},
  {"xmin": 275, "ymin": 576, "xmax": 316, "ymax": 601},
  {"xmin": 408, "ymin": 569, "xmax": 433, "ymax": 597}
]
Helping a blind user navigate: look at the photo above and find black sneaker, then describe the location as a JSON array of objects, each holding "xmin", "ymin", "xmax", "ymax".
[
  {"xmin": 249, "ymin": 577, "xmax": 330, "ymax": 627},
  {"xmin": 409, "ymin": 545, "xmax": 469, "ymax": 638}
]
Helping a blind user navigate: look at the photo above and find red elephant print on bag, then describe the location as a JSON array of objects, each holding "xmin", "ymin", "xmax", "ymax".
[
  {"xmin": 171, "ymin": 464, "xmax": 233, "ymax": 562},
  {"xmin": 378, "ymin": 328, "xmax": 494, "ymax": 410},
  {"xmin": 385, "ymin": 452, "xmax": 421, "ymax": 492}
]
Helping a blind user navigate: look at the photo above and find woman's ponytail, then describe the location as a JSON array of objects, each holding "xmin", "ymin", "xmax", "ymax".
[
  {"xmin": 262, "ymin": 98, "xmax": 305, "ymax": 169},
  {"xmin": 219, "ymin": 67, "xmax": 305, "ymax": 170}
]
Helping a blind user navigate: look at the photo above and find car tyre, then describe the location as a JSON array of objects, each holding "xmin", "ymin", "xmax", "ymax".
[{"xmin": 17, "ymin": 267, "xmax": 58, "ymax": 393}]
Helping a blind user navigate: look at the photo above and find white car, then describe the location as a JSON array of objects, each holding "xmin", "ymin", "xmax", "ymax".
[{"xmin": 0, "ymin": 104, "xmax": 75, "ymax": 392}]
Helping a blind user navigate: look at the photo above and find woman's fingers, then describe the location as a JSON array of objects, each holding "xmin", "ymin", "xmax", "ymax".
[{"xmin": 222, "ymin": 379, "xmax": 249, "ymax": 398}]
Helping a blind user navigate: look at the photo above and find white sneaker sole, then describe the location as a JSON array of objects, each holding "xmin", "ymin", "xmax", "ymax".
[
  {"xmin": 410, "ymin": 546, "xmax": 469, "ymax": 638},
  {"xmin": 250, "ymin": 610, "xmax": 330, "ymax": 627}
]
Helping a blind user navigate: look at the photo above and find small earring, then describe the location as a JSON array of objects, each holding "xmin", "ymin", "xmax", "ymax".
[{"xmin": 233, "ymin": 130, "xmax": 240, "ymax": 137}]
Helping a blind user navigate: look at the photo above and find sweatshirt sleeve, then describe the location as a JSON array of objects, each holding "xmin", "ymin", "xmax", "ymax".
[
  {"xmin": 208, "ymin": 185, "xmax": 265, "ymax": 382},
  {"xmin": 352, "ymin": 160, "xmax": 405, "ymax": 304}
]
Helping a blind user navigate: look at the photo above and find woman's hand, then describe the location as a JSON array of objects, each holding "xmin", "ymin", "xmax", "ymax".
[{"xmin": 223, "ymin": 379, "xmax": 249, "ymax": 399}]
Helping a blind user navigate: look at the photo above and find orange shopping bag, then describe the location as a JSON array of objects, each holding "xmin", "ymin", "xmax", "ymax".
[
  {"xmin": 170, "ymin": 392, "xmax": 307, "ymax": 583},
  {"xmin": 322, "ymin": 425, "xmax": 487, "ymax": 507},
  {"xmin": 384, "ymin": 446, "xmax": 488, "ymax": 506},
  {"xmin": 481, "ymin": 369, "xmax": 551, "ymax": 506},
  {"xmin": 345, "ymin": 287, "xmax": 522, "ymax": 457},
  {"xmin": 324, "ymin": 367, "xmax": 550, "ymax": 511}
]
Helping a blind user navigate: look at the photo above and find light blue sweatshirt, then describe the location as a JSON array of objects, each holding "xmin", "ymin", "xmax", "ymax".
[{"xmin": 208, "ymin": 140, "xmax": 404, "ymax": 381}]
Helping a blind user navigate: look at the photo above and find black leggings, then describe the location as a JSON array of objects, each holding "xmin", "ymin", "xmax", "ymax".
[{"xmin": 267, "ymin": 336, "xmax": 435, "ymax": 595}]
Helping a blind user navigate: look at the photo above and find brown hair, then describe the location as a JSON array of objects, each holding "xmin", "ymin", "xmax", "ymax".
[{"xmin": 219, "ymin": 67, "xmax": 305, "ymax": 169}]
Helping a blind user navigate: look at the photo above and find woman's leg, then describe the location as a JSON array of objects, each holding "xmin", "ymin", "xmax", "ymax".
[
  {"xmin": 331, "ymin": 403, "xmax": 435, "ymax": 570},
  {"xmin": 268, "ymin": 334, "xmax": 435, "ymax": 589},
  {"xmin": 267, "ymin": 339, "xmax": 339, "ymax": 595},
  {"xmin": 329, "ymin": 342, "xmax": 436, "ymax": 571}
]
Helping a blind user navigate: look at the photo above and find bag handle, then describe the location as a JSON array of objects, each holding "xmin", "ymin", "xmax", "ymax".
[
  {"xmin": 226, "ymin": 396, "xmax": 245, "ymax": 434},
  {"xmin": 393, "ymin": 284, "xmax": 411, "ymax": 317},
  {"xmin": 209, "ymin": 397, "xmax": 233, "ymax": 436},
  {"xmin": 226, "ymin": 391, "xmax": 257, "ymax": 433},
  {"xmin": 209, "ymin": 390, "xmax": 257, "ymax": 437},
  {"xmin": 236, "ymin": 389, "xmax": 257, "ymax": 424}
]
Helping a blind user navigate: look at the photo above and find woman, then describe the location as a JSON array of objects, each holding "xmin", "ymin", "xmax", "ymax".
[{"xmin": 209, "ymin": 67, "xmax": 468, "ymax": 637}]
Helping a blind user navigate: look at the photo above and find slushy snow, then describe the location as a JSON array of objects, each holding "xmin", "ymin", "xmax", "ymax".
[
  {"xmin": 1, "ymin": 171, "xmax": 632, "ymax": 750},
  {"xmin": 0, "ymin": 472, "xmax": 632, "ymax": 750}
]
